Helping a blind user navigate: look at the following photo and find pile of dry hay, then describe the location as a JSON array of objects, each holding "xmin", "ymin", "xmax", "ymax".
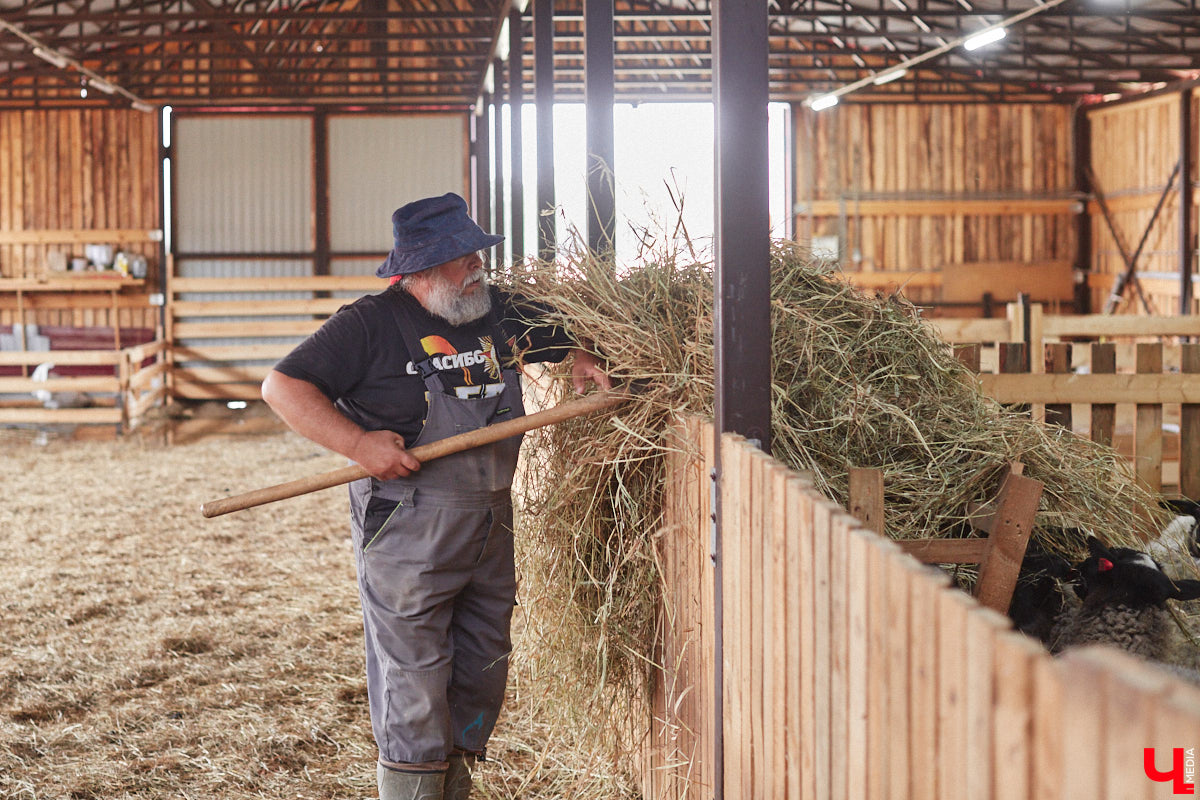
[{"xmin": 507, "ymin": 237, "xmax": 1165, "ymax": 705}]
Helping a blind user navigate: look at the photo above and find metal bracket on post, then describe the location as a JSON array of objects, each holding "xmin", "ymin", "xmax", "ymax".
[{"xmin": 710, "ymin": 467, "xmax": 719, "ymax": 564}]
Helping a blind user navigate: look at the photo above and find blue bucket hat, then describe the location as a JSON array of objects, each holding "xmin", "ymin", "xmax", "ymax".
[{"xmin": 376, "ymin": 192, "xmax": 504, "ymax": 278}]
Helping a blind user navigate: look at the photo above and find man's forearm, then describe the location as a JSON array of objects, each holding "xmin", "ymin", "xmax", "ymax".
[{"xmin": 261, "ymin": 370, "xmax": 366, "ymax": 460}]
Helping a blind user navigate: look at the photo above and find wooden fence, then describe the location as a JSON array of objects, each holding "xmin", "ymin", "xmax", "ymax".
[
  {"xmin": 167, "ymin": 275, "xmax": 379, "ymax": 400},
  {"xmin": 640, "ymin": 418, "xmax": 1200, "ymax": 800},
  {"xmin": 0, "ymin": 338, "xmax": 167, "ymax": 430}
]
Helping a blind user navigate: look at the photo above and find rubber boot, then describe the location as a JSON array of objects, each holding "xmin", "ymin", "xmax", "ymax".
[
  {"xmin": 443, "ymin": 752, "xmax": 475, "ymax": 800},
  {"xmin": 377, "ymin": 763, "xmax": 445, "ymax": 800}
]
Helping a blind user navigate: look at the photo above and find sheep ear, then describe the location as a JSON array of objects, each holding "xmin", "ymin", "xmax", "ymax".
[
  {"xmin": 1169, "ymin": 579, "xmax": 1200, "ymax": 602},
  {"xmin": 1085, "ymin": 536, "xmax": 1111, "ymax": 559}
]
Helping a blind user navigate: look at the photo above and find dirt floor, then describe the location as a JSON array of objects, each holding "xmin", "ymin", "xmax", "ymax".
[{"xmin": 0, "ymin": 409, "xmax": 637, "ymax": 799}]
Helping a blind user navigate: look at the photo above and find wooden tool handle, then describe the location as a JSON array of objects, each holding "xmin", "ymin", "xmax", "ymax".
[{"xmin": 200, "ymin": 389, "xmax": 627, "ymax": 518}]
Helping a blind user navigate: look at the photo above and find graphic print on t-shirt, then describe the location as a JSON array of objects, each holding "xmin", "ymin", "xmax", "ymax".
[{"xmin": 409, "ymin": 334, "xmax": 507, "ymax": 399}]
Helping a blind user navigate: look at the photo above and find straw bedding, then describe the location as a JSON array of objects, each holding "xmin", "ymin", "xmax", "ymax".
[
  {"xmin": 509, "ymin": 239, "xmax": 1165, "ymax": 703},
  {"xmin": 0, "ymin": 424, "xmax": 636, "ymax": 799}
]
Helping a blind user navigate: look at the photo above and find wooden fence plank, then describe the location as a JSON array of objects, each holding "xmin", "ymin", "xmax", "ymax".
[
  {"xmin": 770, "ymin": 462, "xmax": 788, "ymax": 799},
  {"xmin": 750, "ymin": 451, "xmax": 765, "ymax": 800},
  {"xmin": 1091, "ymin": 343, "xmax": 1117, "ymax": 448},
  {"xmin": 848, "ymin": 467, "xmax": 885, "ymax": 534},
  {"xmin": 1031, "ymin": 652, "xmax": 1064, "ymax": 800},
  {"xmin": 1044, "ymin": 342, "xmax": 1072, "ymax": 431},
  {"xmin": 846, "ymin": 526, "xmax": 869, "ymax": 800},
  {"xmin": 812, "ymin": 499, "xmax": 832, "ymax": 799},
  {"xmin": 1055, "ymin": 652, "xmax": 1106, "ymax": 799},
  {"xmin": 886, "ymin": 557, "xmax": 913, "ymax": 800},
  {"xmin": 910, "ymin": 564, "xmax": 941, "ymax": 800},
  {"xmin": 992, "ymin": 632, "xmax": 1042, "ymax": 800},
  {"xmin": 1181, "ymin": 343, "xmax": 1200, "ymax": 499},
  {"xmin": 865, "ymin": 534, "xmax": 891, "ymax": 800},
  {"xmin": 937, "ymin": 589, "xmax": 970, "ymax": 799},
  {"xmin": 977, "ymin": 372, "xmax": 1200, "ymax": 404},
  {"xmin": 1136, "ymin": 343, "xmax": 1164, "ymax": 494},
  {"xmin": 795, "ymin": 478, "xmax": 817, "ymax": 800},
  {"xmin": 830, "ymin": 508, "xmax": 850, "ymax": 800}
]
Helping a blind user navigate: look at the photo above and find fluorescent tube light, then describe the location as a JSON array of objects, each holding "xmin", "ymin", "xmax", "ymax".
[
  {"xmin": 89, "ymin": 77, "xmax": 116, "ymax": 95},
  {"xmin": 132, "ymin": 101, "xmax": 154, "ymax": 113},
  {"xmin": 32, "ymin": 46, "xmax": 69, "ymax": 69},
  {"xmin": 873, "ymin": 68, "xmax": 908, "ymax": 85},
  {"xmin": 963, "ymin": 27, "xmax": 1006, "ymax": 51},
  {"xmin": 809, "ymin": 94, "xmax": 839, "ymax": 111}
]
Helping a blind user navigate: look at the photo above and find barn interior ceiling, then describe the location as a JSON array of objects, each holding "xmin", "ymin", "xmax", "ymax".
[{"xmin": 0, "ymin": 0, "xmax": 1198, "ymax": 110}]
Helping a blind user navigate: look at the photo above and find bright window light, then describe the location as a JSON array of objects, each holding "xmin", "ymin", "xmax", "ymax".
[
  {"xmin": 809, "ymin": 94, "xmax": 839, "ymax": 111},
  {"xmin": 963, "ymin": 27, "xmax": 1006, "ymax": 51}
]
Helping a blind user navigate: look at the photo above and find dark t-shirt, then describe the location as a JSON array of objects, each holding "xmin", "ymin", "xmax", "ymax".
[{"xmin": 273, "ymin": 285, "xmax": 573, "ymax": 444}]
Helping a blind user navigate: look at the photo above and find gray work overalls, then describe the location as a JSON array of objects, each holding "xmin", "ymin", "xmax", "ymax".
[{"xmin": 348, "ymin": 294, "xmax": 524, "ymax": 768}]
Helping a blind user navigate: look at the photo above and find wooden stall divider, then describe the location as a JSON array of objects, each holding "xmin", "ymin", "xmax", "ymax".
[
  {"xmin": 770, "ymin": 461, "xmax": 789, "ymax": 798},
  {"xmin": 1136, "ymin": 342, "xmax": 1165, "ymax": 496},
  {"xmin": 1181, "ymin": 343, "xmax": 1200, "ymax": 499},
  {"xmin": 1044, "ymin": 342, "xmax": 1073, "ymax": 431},
  {"xmin": 954, "ymin": 342, "xmax": 983, "ymax": 373},
  {"xmin": 909, "ymin": 563, "xmax": 944, "ymax": 800},
  {"xmin": 965, "ymin": 606, "xmax": 1007, "ymax": 800},
  {"xmin": 749, "ymin": 451, "xmax": 765, "ymax": 800},
  {"xmin": 1089, "ymin": 342, "xmax": 1117, "ymax": 448}
]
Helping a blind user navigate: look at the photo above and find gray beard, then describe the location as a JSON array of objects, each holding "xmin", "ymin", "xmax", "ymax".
[{"xmin": 415, "ymin": 272, "xmax": 492, "ymax": 326}]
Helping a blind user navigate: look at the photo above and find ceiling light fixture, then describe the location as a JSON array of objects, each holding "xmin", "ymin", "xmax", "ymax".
[
  {"xmin": 803, "ymin": 0, "xmax": 1069, "ymax": 110},
  {"xmin": 873, "ymin": 68, "xmax": 908, "ymax": 85},
  {"xmin": 963, "ymin": 27, "xmax": 1007, "ymax": 52},
  {"xmin": 89, "ymin": 77, "xmax": 117, "ymax": 95},
  {"xmin": 809, "ymin": 94, "xmax": 839, "ymax": 111},
  {"xmin": 32, "ymin": 46, "xmax": 69, "ymax": 69}
]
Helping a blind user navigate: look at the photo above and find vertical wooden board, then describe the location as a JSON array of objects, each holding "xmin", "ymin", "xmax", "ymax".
[
  {"xmin": 963, "ymin": 607, "xmax": 1005, "ymax": 800},
  {"xmin": 1091, "ymin": 343, "xmax": 1117, "ymax": 447},
  {"xmin": 1097, "ymin": 653, "xmax": 1171, "ymax": 800},
  {"xmin": 865, "ymin": 536, "xmax": 892, "ymax": 800},
  {"xmin": 1136, "ymin": 343, "xmax": 1164, "ymax": 495},
  {"xmin": 702, "ymin": 422, "xmax": 717, "ymax": 800},
  {"xmin": 1180, "ymin": 345, "xmax": 1200, "ymax": 500},
  {"xmin": 992, "ymin": 632, "xmax": 1041, "ymax": 800},
  {"xmin": 783, "ymin": 477, "xmax": 808, "ymax": 800},
  {"xmin": 1031, "ymin": 654, "xmax": 1064, "ymax": 800},
  {"xmin": 886, "ymin": 556, "xmax": 912, "ymax": 800},
  {"xmin": 845, "ymin": 527, "xmax": 869, "ymax": 800},
  {"xmin": 770, "ymin": 465, "xmax": 789, "ymax": 798},
  {"xmin": 829, "ymin": 508, "xmax": 850, "ymax": 800},
  {"xmin": 796, "ymin": 481, "xmax": 818, "ymax": 800},
  {"xmin": 848, "ymin": 467, "xmax": 885, "ymax": 534},
  {"xmin": 719, "ymin": 435, "xmax": 739, "ymax": 800},
  {"xmin": 812, "ymin": 499, "xmax": 833, "ymax": 799},
  {"xmin": 750, "ymin": 452, "xmax": 765, "ymax": 800},
  {"xmin": 936, "ymin": 588, "xmax": 969, "ymax": 798},
  {"xmin": 909, "ymin": 566, "xmax": 940, "ymax": 800},
  {"xmin": 1045, "ymin": 343, "xmax": 1073, "ymax": 431},
  {"xmin": 1054, "ymin": 654, "xmax": 1107, "ymax": 799}
]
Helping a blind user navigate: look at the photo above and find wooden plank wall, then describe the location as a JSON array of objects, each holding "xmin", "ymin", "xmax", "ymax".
[
  {"xmin": 793, "ymin": 103, "xmax": 1076, "ymax": 307},
  {"xmin": 0, "ymin": 108, "xmax": 160, "ymax": 329},
  {"xmin": 642, "ymin": 420, "xmax": 1200, "ymax": 799},
  {"xmin": 1086, "ymin": 92, "xmax": 1189, "ymax": 315}
]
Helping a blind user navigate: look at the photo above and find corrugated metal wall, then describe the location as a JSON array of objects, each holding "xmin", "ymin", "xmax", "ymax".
[
  {"xmin": 175, "ymin": 115, "xmax": 314, "ymax": 256},
  {"xmin": 328, "ymin": 114, "xmax": 468, "ymax": 261}
]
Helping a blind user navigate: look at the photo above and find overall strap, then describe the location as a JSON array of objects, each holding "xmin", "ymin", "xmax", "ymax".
[{"xmin": 385, "ymin": 289, "xmax": 451, "ymax": 394}]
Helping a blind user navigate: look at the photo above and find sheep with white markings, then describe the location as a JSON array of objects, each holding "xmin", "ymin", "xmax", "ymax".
[{"xmin": 1049, "ymin": 538, "xmax": 1200, "ymax": 679}]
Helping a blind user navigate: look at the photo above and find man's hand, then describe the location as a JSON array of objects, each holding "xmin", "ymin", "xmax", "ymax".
[
  {"xmin": 350, "ymin": 429, "xmax": 422, "ymax": 480},
  {"xmin": 571, "ymin": 348, "xmax": 613, "ymax": 394}
]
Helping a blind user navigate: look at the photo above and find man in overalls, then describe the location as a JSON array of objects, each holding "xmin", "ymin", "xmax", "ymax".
[{"xmin": 261, "ymin": 193, "xmax": 610, "ymax": 800}]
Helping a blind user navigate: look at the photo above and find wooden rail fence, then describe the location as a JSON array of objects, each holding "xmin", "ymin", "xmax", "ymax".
[{"xmin": 640, "ymin": 418, "xmax": 1200, "ymax": 800}]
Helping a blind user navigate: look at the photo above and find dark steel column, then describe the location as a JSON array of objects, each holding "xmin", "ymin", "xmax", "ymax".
[
  {"xmin": 473, "ymin": 100, "xmax": 493, "ymax": 239},
  {"xmin": 508, "ymin": 9, "xmax": 525, "ymax": 261},
  {"xmin": 583, "ymin": 0, "xmax": 615, "ymax": 255},
  {"xmin": 492, "ymin": 57, "xmax": 507, "ymax": 265},
  {"xmin": 1074, "ymin": 104, "xmax": 1093, "ymax": 315},
  {"xmin": 534, "ymin": 0, "xmax": 556, "ymax": 261},
  {"xmin": 712, "ymin": 4, "xmax": 771, "ymax": 800},
  {"xmin": 313, "ymin": 111, "xmax": 330, "ymax": 277},
  {"xmin": 1183, "ymin": 91, "xmax": 1195, "ymax": 315}
]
